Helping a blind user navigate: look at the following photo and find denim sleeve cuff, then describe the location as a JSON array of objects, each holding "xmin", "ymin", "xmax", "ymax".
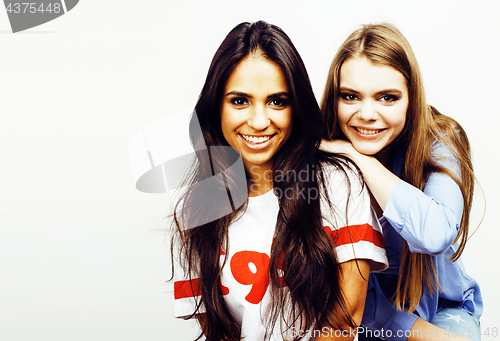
[{"xmin": 381, "ymin": 312, "xmax": 419, "ymax": 341}]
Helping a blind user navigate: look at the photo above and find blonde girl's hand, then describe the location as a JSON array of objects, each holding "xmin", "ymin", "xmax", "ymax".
[{"xmin": 320, "ymin": 140, "xmax": 358, "ymax": 158}]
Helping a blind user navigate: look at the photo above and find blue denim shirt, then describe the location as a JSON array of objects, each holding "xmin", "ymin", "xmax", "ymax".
[{"xmin": 361, "ymin": 143, "xmax": 483, "ymax": 341}]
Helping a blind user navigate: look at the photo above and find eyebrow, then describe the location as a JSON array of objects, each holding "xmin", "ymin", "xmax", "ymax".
[
  {"xmin": 224, "ymin": 91, "xmax": 290, "ymax": 99},
  {"xmin": 339, "ymin": 87, "xmax": 360, "ymax": 94},
  {"xmin": 267, "ymin": 91, "xmax": 290, "ymax": 99},
  {"xmin": 339, "ymin": 86, "xmax": 403, "ymax": 96},
  {"xmin": 225, "ymin": 91, "xmax": 251, "ymax": 98},
  {"xmin": 375, "ymin": 88, "xmax": 403, "ymax": 96}
]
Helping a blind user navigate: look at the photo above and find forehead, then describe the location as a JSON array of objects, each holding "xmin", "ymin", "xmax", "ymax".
[
  {"xmin": 225, "ymin": 55, "xmax": 288, "ymax": 93},
  {"xmin": 340, "ymin": 56, "xmax": 407, "ymax": 92}
]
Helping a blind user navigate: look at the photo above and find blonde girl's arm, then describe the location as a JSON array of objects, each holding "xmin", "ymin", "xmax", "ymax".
[{"xmin": 321, "ymin": 140, "xmax": 463, "ymax": 255}]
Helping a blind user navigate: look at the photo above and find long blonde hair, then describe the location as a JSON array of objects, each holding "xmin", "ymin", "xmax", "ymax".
[{"xmin": 320, "ymin": 23, "xmax": 475, "ymax": 313}]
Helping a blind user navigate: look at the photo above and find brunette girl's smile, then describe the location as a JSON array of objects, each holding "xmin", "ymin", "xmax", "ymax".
[
  {"xmin": 221, "ymin": 54, "xmax": 292, "ymax": 174},
  {"xmin": 238, "ymin": 133, "xmax": 277, "ymax": 150}
]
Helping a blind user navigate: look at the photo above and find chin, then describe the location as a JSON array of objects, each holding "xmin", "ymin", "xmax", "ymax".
[{"xmin": 352, "ymin": 145, "xmax": 382, "ymax": 156}]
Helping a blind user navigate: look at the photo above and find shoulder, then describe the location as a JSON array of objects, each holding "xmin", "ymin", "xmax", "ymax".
[
  {"xmin": 427, "ymin": 110, "xmax": 470, "ymax": 173},
  {"xmin": 319, "ymin": 159, "xmax": 364, "ymax": 197},
  {"xmin": 318, "ymin": 159, "xmax": 370, "ymax": 227},
  {"xmin": 430, "ymin": 138, "xmax": 458, "ymax": 158},
  {"xmin": 429, "ymin": 138, "xmax": 461, "ymax": 177},
  {"xmin": 319, "ymin": 161, "xmax": 388, "ymax": 271}
]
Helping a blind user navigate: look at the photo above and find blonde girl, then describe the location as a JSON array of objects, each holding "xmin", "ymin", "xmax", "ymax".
[{"xmin": 321, "ymin": 23, "xmax": 482, "ymax": 341}]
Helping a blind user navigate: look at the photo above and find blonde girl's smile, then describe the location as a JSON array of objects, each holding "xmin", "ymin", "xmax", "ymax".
[{"xmin": 352, "ymin": 126, "xmax": 388, "ymax": 137}]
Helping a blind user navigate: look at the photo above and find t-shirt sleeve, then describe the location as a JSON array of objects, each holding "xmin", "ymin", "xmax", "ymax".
[
  {"xmin": 321, "ymin": 164, "xmax": 388, "ymax": 272},
  {"xmin": 172, "ymin": 235, "xmax": 206, "ymax": 318}
]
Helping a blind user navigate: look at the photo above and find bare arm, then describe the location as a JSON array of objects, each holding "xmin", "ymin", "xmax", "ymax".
[
  {"xmin": 196, "ymin": 314, "xmax": 207, "ymax": 337},
  {"xmin": 317, "ymin": 259, "xmax": 371, "ymax": 341}
]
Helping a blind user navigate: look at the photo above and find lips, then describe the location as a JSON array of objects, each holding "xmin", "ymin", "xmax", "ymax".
[
  {"xmin": 238, "ymin": 133, "xmax": 276, "ymax": 150},
  {"xmin": 353, "ymin": 127, "xmax": 387, "ymax": 135},
  {"xmin": 239, "ymin": 133, "xmax": 275, "ymax": 144}
]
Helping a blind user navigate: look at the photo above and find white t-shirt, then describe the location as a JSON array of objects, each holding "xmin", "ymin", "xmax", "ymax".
[{"xmin": 173, "ymin": 164, "xmax": 388, "ymax": 340}]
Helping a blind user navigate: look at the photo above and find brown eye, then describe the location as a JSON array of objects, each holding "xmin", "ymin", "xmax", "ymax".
[
  {"xmin": 379, "ymin": 95, "xmax": 399, "ymax": 102},
  {"xmin": 231, "ymin": 98, "xmax": 248, "ymax": 106},
  {"xmin": 269, "ymin": 98, "xmax": 289, "ymax": 108},
  {"xmin": 341, "ymin": 93, "xmax": 358, "ymax": 101}
]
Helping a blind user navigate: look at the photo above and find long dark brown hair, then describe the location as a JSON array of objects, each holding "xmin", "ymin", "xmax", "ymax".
[
  {"xmin": 172, "ymin": 21, "xmax": 359, "ymax": 340},
  {"xmin": 320, "ymin": 23, "xmax": 475, "ymax": 313}
]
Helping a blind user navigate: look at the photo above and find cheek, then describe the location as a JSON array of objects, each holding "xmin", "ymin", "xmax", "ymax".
[
  {"xmin": 275, "ymin": 109, "xmax": 293, "ymax": 132},
  {"xmin": 386, "ymin": 105, "xmax": 407, "ymax": 131},
  {"xmin": 220, "ymin": 114, "xmax": 229, "ymax": 134},
  {"xmin": 220, "ymin": 108, "xmax": 235, "ymax": 140},
  {"xmin": 337, "ymin": 105, "xmax": 351, "ymax": 131},
  {"xmin": 396, "ymin": 115, "xmax": 406, "ymax": 130}
]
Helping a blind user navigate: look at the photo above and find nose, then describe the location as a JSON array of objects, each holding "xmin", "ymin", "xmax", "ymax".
[
  {"xmin": 357, "ymin": 101, "xmax": 378, "ymax": 121},
  {"xmin": 247, "ymin": 104, "xmax": 270, "ymax": 131}
]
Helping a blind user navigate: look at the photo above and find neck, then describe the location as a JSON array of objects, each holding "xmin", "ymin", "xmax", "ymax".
[
  {"xmin": 374, "ymin": 147, "xmax": 394, "ymax": 169},
  {"xmin": 245, "ymin": 163, "xmax": 273, "ymax": 197}
]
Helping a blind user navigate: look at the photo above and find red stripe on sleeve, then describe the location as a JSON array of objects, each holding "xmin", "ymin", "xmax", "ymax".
[
  {"xmin": 325, "ymin": 223, "xmax": 385, "ymax": 249},
  {"xmin": 174, "ymin": 278, "xmax": 202, "ymax": 299}
]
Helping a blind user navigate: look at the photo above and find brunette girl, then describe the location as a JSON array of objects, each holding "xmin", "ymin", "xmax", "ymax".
[
  {"xmin": 321, "ymin": 23, "xmax": 482, "ymax": 341},
  {"xmin": 171, "ymin": 21, "xmax": 388, "ymax": 341}
]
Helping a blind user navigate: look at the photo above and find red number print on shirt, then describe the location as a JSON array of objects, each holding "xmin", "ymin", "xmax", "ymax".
[
  {"xmin": 230, "ymin": 250, "xmax": 270, "ymax": 304},
  {"xmin": 174, "ymin": 249, "xmax": 287, "ymax": 302},
  {"xmin": 219, "ymin": 249, "xmax": 230, "ymax": 295}
]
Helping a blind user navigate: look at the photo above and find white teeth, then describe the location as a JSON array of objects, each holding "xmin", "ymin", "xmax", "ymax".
[
  {"xmin": 241, "ymin": 134, "xmax": 272, "ymax": 144},
  {"xmin": 357, "ymin": 128, "xmax": 383, "ymax": 135}
]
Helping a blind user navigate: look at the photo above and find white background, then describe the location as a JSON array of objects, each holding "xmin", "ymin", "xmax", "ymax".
[{"xmin": 1, "ymin": 1, "xmax": 499, "ymax": 340}]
